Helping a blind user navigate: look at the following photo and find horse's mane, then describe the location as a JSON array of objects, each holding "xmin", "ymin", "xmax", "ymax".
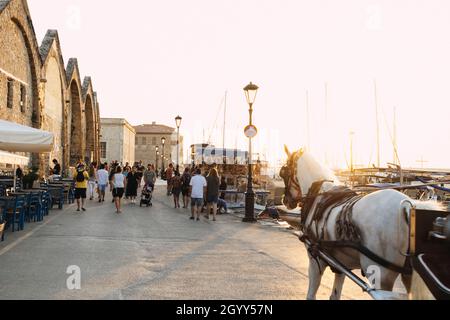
[{"xmin": 297, "ymin": 150, "xmax": 341, "ymax": 192}]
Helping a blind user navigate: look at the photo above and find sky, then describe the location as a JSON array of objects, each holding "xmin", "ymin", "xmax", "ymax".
[{"xmin": 28, "ymin": 0, "xmax": 450, "ymax": 170}]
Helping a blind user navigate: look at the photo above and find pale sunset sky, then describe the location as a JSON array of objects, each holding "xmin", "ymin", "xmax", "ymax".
[{"xmin": 28, "ymin": 0, "xmax": 450, "ymax": 169}]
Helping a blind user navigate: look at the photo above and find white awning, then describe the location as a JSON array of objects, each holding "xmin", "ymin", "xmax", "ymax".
[
  {"xmin": 0, "ymin": 151, "xmax": 29, "ymax": 166},
  {"xmin": 0, "ymin": 119, "xmax": 54, "ymax": 153}
]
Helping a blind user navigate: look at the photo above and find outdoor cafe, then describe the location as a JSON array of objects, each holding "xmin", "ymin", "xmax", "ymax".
[{"xmin": 0, "ymin": 120, "xmax": 74, "ymax": 242}]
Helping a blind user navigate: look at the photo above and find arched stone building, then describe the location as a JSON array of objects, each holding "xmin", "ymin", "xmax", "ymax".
[
  {"xmin": 0, "ymin": 0, "xmax": 101, "ymax": 175},
  {"xmin": 0, "ymin": 0, "xmax": 42, "ymax": 168},
  {"xmin": 39, "ymin": 29, "xmax": 68, "ymax": 173}
]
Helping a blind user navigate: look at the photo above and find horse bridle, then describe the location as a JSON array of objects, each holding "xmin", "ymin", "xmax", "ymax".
[{"xmin": 280, "ymin": 154, "xmax": 302, "ymax": 206}]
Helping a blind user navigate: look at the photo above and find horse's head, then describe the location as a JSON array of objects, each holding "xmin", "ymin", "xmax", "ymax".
[{"xmin": 280, "ymin": 145, "xmax": 304, "ymax": 210}]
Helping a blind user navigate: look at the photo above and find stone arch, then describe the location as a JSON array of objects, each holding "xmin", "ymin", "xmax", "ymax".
[
  {"xmin": 82, "ymin": 77, "xmax": 95, "ymax": 164},
  {"xmin": 0, "ymin": 0, "xmax": 43, "ymax": 171},
  {"xmin": 66, "ymin": 58, "xmax": 84, "ymax": 166},
  {"xmin": 9, "ymin": 17, "xmax": 40, "ymax": 129},
  {"xmin": 40, "ymin": 30, "xmax": 68, "ymax": 173}
]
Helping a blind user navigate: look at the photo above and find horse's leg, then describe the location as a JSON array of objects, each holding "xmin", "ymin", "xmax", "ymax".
[
  {"xmin": 361, "ymin": 257, "xmax": 399, "ymax": 292},
  {"xmin": 329, "ymin": 273, "xmax": 346, "ymax": 300},
  {"xmin": 306, "ymin": 257, "xmax": 325, "ymax": 300},
  {"xmin": 401, "ymin": 274, "xmax": 412, "ymax": 293}
]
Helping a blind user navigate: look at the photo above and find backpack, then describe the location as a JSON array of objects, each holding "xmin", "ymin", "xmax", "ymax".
[
  {"xmin": 172, "ymin": 176, "xmax": 181, "ymax": 189},
  {"xmin": 181, "ymin": 174, "xmax": 191, "ymax": 187},
  {"xmin": 76, "ymin": 171, "xmax": 85, "ymax": 182}
]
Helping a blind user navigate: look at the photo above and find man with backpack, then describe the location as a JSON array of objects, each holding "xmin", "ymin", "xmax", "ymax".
[{"xmin": 73, "ymin": 163, "xmax": 90, "ymax": 212}]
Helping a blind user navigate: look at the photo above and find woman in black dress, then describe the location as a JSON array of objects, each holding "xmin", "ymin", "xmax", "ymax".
[{"xmin": 126, "ymin": 166, "xmax": 139, "ymax": 204}]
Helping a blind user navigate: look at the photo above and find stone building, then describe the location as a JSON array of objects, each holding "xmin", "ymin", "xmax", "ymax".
[
  {"xmin": 100, "ymin": 118, "xmax": 135, "ymax": 165},
  {"xmin": 134, "ymin": 122, "xmax": 184, "ymax": 170},
  {"xmin": 0, "ymin": 0, "xmax": 101, "ymax": 175}
]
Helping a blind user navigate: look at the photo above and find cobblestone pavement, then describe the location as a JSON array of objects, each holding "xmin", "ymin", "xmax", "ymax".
[{"xmin": 0, "ymin": 181, "xmax": 373, "ymax": 300}]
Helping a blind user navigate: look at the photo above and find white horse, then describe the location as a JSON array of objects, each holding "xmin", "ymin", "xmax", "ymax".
[{"xmin": 280, "ymin": 146, "xmax": 441, "ymax": 300}]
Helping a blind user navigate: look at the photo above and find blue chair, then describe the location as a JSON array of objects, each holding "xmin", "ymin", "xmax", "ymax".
[
  {"xmin": 41, "ymin": 191, "xmax": 50, "ymax": 217},
  {"xmin": 6, "ymin": 195, "xmax": 26, "ymax": 232},
  {"xmin": 27, "ymin": 192, "xmax": 43, "ymax": 222},
  {"xmin": 0, "ymin": 197, "xmax": 9, "ymax": 241},
  {"xmin": 49, "ymin": 187, "xmax": 64, "ymax": 210}
]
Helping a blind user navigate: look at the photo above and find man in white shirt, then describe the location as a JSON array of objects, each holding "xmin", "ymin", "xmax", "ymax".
[
  {"xmin": 189, "ymin": 168, "xmax": 207, "ymax": 221},
  {"xmin": 96, "ymin": 164, "xmax": 109, "ymax": 203}
]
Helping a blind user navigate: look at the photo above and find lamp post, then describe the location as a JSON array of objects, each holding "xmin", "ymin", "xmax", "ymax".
[
  {"xmin": 243, "ymin": 82, "xmax": 259, "ymax": 223},
  {"xmin": 175, "ymin": 116, "xmax": 182, "ymax": 171},
  {"xmin": 155, "ymin": 146, "xmax": 159, "ymax": 177},
  {"xmin": 161, "ymin": 137, "xmax": 166, "ymax": 174}
]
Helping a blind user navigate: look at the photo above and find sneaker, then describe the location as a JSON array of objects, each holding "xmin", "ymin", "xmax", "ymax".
[
  {"xmin": 82, "ymin": 208, "xmax": 86, "ymax": 212},
  {"xmin": 190, "ymin": 217, "xmax": 194, "ymax": 220},
  {"xmin": 76, "ymin": 208, "xmax": 80, "ymax": 212},
  {"xmin": 213, "ymin": 218, "xmax": 217, "ymax": 222},
  {"xmin": 99, "ymin": 199, "xmax": 102, "ymax": 203},
  {"xmin": 196, "ymin": 218, "xmax": 200, "ymax": 221}
]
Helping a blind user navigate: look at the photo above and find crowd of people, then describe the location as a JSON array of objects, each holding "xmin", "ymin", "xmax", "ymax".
[{"xmin": 69, "ymin": 159, "xmax": 228, "ymax": 220}]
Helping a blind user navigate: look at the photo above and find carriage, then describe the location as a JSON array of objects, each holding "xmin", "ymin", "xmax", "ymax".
[{"xmin": 280, "ymin": 146, "xmax": 450, "ymax": 300}]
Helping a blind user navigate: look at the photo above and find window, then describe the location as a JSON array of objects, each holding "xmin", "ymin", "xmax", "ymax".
[
  {"xmin": 100, "ymin": 142, "xmax": 107, "ymax": 159},
  {"xmin": 7, "ymin": 79, "xmax": 13, "ymax": 109},
  {"xmin": 142, "ymin": 137, "xmax": 147, "ymax": 145},
  {"xmin": 135, "ymin": 137, "xmax": 139, "ymax": 145},
  {"xmin": 152, "ymin": 137, "xmax": 156, "ymax": 145},
  {"xmin": 20, "ymin": 84, "xmax": 26, "ymax": 113}
]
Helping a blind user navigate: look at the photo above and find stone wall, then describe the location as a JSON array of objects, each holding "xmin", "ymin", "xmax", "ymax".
[
  {"xmin": 0, "ymin": 0, "xmax": 101, "ymax": 176},
  {"xmin": 100, "ymin": 118, "xmax": 135, "ymax": 165}
]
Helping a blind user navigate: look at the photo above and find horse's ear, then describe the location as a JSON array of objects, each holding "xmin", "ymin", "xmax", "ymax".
[
  {"xmin": 284, "ymin": 145, "xmax": 291, "ymax": 158},
  {"xmin": 299, "ymin": 148, "xmax": 305, "ymax": 156}
]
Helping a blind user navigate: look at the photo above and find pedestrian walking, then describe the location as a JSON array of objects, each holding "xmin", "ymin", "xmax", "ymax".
[
  {"xmin": 143, "ymin": 164, "xmax": 156, "ymax": 192},
  {"xmin": 181, "ymin": 167, "xmax": 191, "ymax": 208},
  {"xmin": 109, "ymin": 163, "xmax": 117, "ymax": 202},
  {"xmin": 189, "ymin": 168, "xmax": 207, "ymax": 221},
  {"xmin": 73, "ymin": 163, "xmax": 89, "ymax": 212},
  {"xmin": 96, "ymin": 164, "xmax": 109, "ymax": 203},
  {"xmin": 206, "ymin": 168, "xmax": 220, "ymax": 221},
  {"xmin": 166, "ymin": 163, "xmax": 174, "ymax": 196},
  {"xmin": 112, "ymin": 166, "xmax": 126, "ymax": 214},
  {"xmin": 88, "ymin": 162, "xmax": 97, "ymax": 200},
  {"xmin": 172, "ymin": 171, "xmax": 182, "ymax": 208},
  {"xmin": 126, "ymin": 166, "xmax": 139, "ymax": 204}
]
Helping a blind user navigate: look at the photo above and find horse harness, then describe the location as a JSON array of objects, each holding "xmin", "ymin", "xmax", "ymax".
[{"xmin": 299, "ymin": 180, "xmax": 412, "ymax": 275}]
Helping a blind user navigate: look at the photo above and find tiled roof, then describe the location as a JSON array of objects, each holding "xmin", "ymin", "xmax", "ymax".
[
  {"xmin": 134, "ymin": 123, "xmax": 175, "ymax": 134},
  {"xmin": 39, "ymin": 29, "xmax": 58, "ymax": 62}
]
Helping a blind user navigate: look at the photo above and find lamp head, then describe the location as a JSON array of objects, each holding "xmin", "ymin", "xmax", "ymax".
[{"xmin": 244, "ymin": 82, "xmax": 259, "ymax": 105}]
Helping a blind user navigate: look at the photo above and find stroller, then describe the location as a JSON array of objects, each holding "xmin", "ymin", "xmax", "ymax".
[{"xmin": 140, "ymin": 184, "xmax": 153, "ymax": 207}]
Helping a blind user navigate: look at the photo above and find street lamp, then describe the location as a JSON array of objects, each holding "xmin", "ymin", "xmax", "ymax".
[
  {"xmin": 161, "ymin": 137, "xmax": 166, "ymax": 174},
  {"xmin": 155, "ymin": 146, "xmax": 159, "ymax": 176},
  {"xmin": 243, "ymin": 82, "xmax": 259, "ymax": 223},
  {"xmin": 175, "ymin": 115, "xmax": 182, "ymax": 171}
]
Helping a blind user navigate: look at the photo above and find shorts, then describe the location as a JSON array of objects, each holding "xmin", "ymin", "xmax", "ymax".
[
  {"xmin": 75, "ymin": 188, "xmax": 87, "ymax": 199},
  {"xmin": 98, "ymin": 184, "xmax": 107, "ymax": 193},
  {"xmin": 191, "ymin": 198, "xmax": 203, "ymax": 208},
  {"xmin": 207, "ymin": 194, "xmax": 219, "ymax": 204},
  {"xmin": 182, "ymin": 187, "xmax": 190, "ymax": 197},
  {"xmin": 113, "ymin": 188, "xmax": 125, "ymax": 199},
  {"xmin": 172, "ymin": 188, "xmax": 181, "ymax": 197}
]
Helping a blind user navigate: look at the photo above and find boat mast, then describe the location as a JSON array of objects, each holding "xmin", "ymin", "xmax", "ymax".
[
  {"xmin": 324, "ymin": 82, "xmax": 329, "ymax": 165},
  {"xmin": 306, "ymin": 90, "xmax": 311, "ymax": 152},
  {"xmin": 374, "ymin": 79, "xmax": 381, "ymax": 168},
  {"xmin": 223, "ymin": 91, "xmax": 227, "ymax": 150},
  {"xmin": 393, "ymin": 106, "xmax": 397, "ymax": 165}
]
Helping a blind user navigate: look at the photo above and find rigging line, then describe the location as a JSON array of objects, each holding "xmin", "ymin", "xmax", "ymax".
[
  {"xmin": 207, "ymin": 94, "xmax": 226, "ymax": 144},
  {"xmin": 380, "ymin": 104, "xmax": 401, "ymax": 166}
]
